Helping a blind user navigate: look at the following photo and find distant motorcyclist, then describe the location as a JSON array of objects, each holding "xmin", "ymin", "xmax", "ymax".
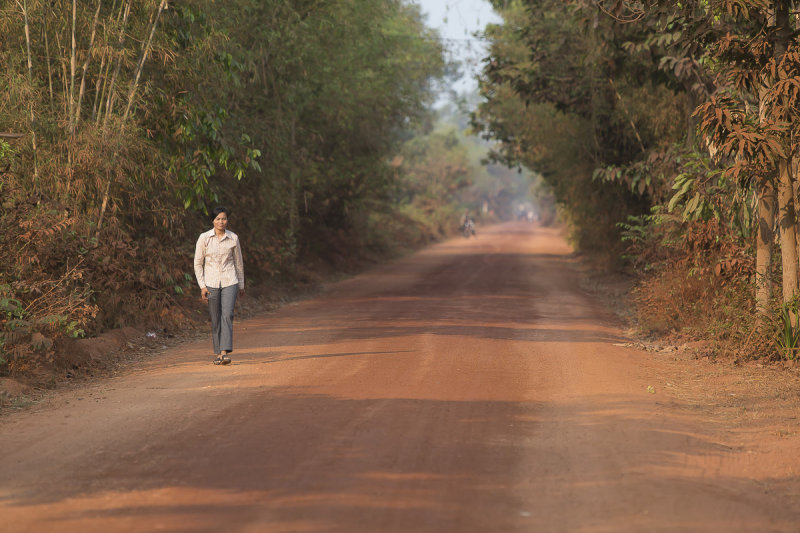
[{"xmin": 460, "ymin": 210, "xmax": 476, "ymax": 238}]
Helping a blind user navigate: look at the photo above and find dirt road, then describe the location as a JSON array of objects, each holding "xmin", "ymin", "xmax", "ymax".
[{"xmin": 2, "ymin": 223, "xmax": 799, "ymax": 532}]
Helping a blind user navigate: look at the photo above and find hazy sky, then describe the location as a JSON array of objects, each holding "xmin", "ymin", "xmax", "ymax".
[{"xmin": 414, "ymin": 0, "xmax": 502, "ymax": 97}]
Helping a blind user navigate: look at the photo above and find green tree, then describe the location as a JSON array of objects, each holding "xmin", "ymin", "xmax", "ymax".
[
  {"xmin": 0, "ymin": 0, "xmax": 448, "ymax": 374},
  {"xmin": 474, "ymin": 0, "xmax": 676, "ymax": 255}
]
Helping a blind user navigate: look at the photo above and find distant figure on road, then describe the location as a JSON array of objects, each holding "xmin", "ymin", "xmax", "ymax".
[
  {"xmin": 460, "ymin": 210, "xmax": 476, "ymax": 238},
  {"xmin": 194, "ymin": 206, "xmax": 245, "ymax": 366}
]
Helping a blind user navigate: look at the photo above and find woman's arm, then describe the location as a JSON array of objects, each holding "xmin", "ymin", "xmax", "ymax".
[
  {"xmin": 234, "ymin": 235, "xmax": 245, "ymax": 294},
  {"xmin": 194, "ymin": 235, "xmax": 209, "ymax": 299}
]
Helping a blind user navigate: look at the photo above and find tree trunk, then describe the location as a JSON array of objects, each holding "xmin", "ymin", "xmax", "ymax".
[
  {"xmin": 68, "ymin": 0, "xmax": 77, "ymax": 133},
  {"xmin": 777, "ymin": 157, "xmax": 799, "ymax": 303},
  {"xmin": 756, "ymin": 180, "xmax": 777, "ymax": 312},
  {"xmin": 75, "ymin": 0, "xmax": 102, "ymax": 127},
  {"xmin": 122, "ymin": 0, "xmax": 167, "ymax": 122},
  {"xmin": 103, "ymin": 0, "xmax": 132, "ymax": 129},
  {"xmin": 97, "ymin": 179, "xmax": 111, "ymax": 233},
  {"xmin": 95, "ymin": 47, "xmax": 114, "ymax": 125},
  {"xmin": 95, "ymin": 4, "xmax": 123, "ymax": 126},
  {"xmin": 42, "ymin": 7, "xmax": 55, "ymax": 112},
  {"xmin": 754, "ymin": 4, "xmax": 779, "ymax": 313},
  {"xmin": 793, "ymin": 154, "xmax": 800, "ymax": 266},
  {"xmin": 288, "ymin": 115, "xmax": 299, "ymax": 262},
  {"xmin": 774, "ymin": 1, "xmax": 799, "ymax": 306},
  {"xmin": 97, "ymin": 0, "xmax": 132, "ymax": 237},
  {"xmin": 20, "ymin": 0, "xmax": 39, "ymax": 186},
  {"xmin": 91, "ymin": 49, "xmax": 108, "ymax": 122},
  {"xmin": 54, "ymin": 31, "xmax": 69, "ymax": 117}
]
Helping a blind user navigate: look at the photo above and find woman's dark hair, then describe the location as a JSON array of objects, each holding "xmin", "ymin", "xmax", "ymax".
[{"xmin": 211, "ymin": 206, "xmax": 229, "ymax": 221}]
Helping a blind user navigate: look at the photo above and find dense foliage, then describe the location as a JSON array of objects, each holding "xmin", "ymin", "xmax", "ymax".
[
  {"xmin": 475, "ymin": 0, "xmax": 800, "ymax": 359},
  {"xmin": 0, "ymin": 0, "xmax": 481, "ymax": 375},
  {"xmin": 473, "ymin": 0, "xmax": 662, "ymax": 258}
]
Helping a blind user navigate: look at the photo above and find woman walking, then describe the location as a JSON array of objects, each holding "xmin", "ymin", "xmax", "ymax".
[{"xmin": 194, "ymin": 206, "xmax": 245, "ymax": 365}]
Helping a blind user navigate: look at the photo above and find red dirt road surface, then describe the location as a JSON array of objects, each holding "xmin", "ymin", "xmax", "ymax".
[{"xmin": 2, "ymin": 223, "xmax": 799, "ymax": 532}]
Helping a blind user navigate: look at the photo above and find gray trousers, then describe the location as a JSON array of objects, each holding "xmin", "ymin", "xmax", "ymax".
[{"xmin": 208, "ymin": 284, "xmax": 238, "ymax": 354}]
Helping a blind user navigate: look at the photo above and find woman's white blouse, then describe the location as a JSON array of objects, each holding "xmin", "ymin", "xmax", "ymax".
[{"xmin": 194, "ymin": 229, "xmax": 245, "ymax": 290}]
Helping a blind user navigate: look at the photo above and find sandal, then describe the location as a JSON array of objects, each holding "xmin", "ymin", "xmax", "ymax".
[{"xmin": 213, "ymin": 355, "xmax": 232, "ymax": 365}]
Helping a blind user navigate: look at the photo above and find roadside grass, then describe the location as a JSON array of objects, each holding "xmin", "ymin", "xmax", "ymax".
[{"xmin": 628, "ymin": 252, "xmax": 799, "ymax": 365}]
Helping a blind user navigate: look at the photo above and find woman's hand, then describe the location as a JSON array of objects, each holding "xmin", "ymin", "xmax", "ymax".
[
  {"xmin": 201, "ymin": 287, "xmax": 209, "ymax": 300},
  {"xmin": 239, "ymin": 289, "xmax": 245, "ymax": 298}
]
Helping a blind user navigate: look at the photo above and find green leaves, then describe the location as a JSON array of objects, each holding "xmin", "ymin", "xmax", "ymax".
[
  {"xmin": 0, "ymin": 289, "xmax": 24, "ymax": 322},
  {"xmin": 668, "ymin": 173, "xmax": 696, "ymax": 213},
  {"xmin": 775, "ymin": 299, "xmax": 800, "ymax": 361},
  {"xmin": 168, "ymin": 102, "xmax": 261, "ymax": 213},
  {"xmin": 0, "ymin": 0, "xmax": 450, "ymax": 380}
]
